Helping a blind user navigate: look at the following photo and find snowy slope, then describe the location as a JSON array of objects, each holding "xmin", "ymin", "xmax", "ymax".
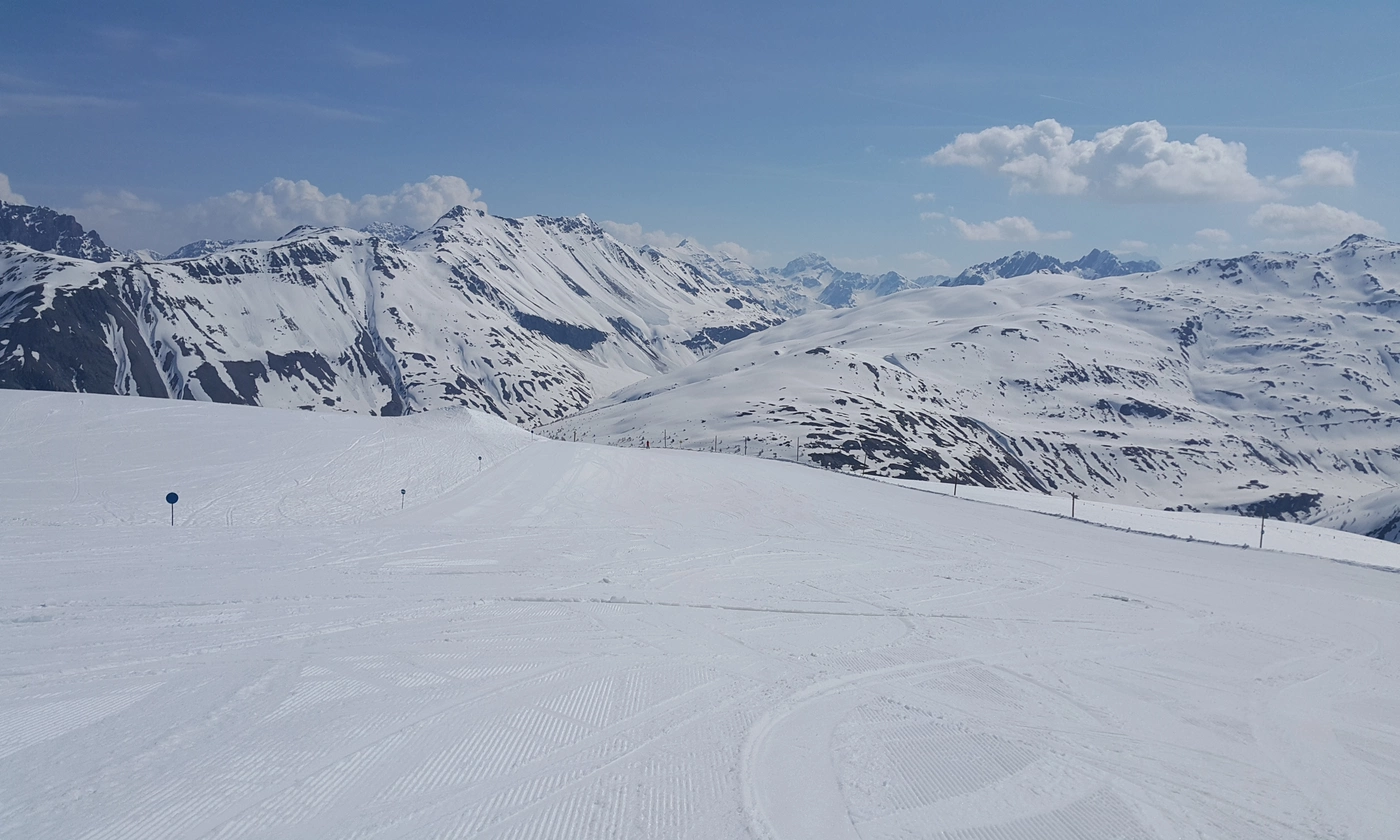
[
  {"xmin": 649, "ymin": 246, "xmax": 1156, "ymax": 314},
  {"xmin": 548, "ymin": 236, "xmax": 1400, "ymax": 517},
  {"xmin": 1308, "ymin": 486, "xmax": 1400, "ymax": 541},
  {"xmin": 0, "ymin": 207, "xmax": 780, "ymax": 423},
  {"xmin": 4, "ymin": 389, "xmax": 1400, "ymax": 839}
]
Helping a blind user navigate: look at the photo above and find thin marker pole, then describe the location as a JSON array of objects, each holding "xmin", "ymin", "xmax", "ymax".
[
  {"xmin": 1071, "ymin": 494, "xmax": 1077, "ymax": 519},
  {"xmin": 1259, "ymin": 515, "xmax": 1265, "ymax": 549}
]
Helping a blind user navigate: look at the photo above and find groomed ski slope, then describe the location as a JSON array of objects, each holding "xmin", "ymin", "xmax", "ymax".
[{"xmin": 3, "ymin": 391, "xmax": 1400, "ymax": 839}]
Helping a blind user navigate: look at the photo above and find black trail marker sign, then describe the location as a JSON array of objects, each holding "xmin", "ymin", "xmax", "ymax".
[{"xmin": 165, "ymin": 492, "xmax": 178, "ymax": 525}]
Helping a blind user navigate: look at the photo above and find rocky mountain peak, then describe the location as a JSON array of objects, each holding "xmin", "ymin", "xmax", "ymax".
[{"xmin": 0, "ymin": 201, "xmax": 115, "ymax": 262}]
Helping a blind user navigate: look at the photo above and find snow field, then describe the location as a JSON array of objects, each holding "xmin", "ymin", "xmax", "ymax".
[
  {"xmin": 3, "ymin": 390, "xmax": 1400, "ymax": 839},
  {"xmin": 876, "ymin": 476, "xmax": 1400, "ymax": 571}
]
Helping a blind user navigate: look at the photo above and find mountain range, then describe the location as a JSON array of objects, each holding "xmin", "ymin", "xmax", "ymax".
[
  {"xmin": 545, "ymin": 234, "xmax": 1400, "ymax": 526},
  {"xmin": 4, "ymin": 197, "xmax": 1398, "ymax": 538}
]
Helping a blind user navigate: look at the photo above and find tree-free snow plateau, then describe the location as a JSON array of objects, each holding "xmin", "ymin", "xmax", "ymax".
[{"xmin": 3, "ymin": 390, "xmax": 1399, "ymax": 839}]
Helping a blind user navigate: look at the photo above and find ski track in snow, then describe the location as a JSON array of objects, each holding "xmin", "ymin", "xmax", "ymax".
[{"xmin": 2, "ymin": 390, "xmax": 1400, "ymax": 839}]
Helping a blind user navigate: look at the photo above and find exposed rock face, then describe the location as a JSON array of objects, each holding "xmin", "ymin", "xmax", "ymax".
[
  {"xmin": 0, "ymin": 207, "xmax": 782, "ymax": 422},
  {"xmin": 0, "ymin": 202, "xmax": 115, "ymax": 262},
  {"xmin": 545, "ymin": 237, "xmax": 1400, "ymax": 521},
  {"xmin": 947, "ymin": 249, "xmax": 1161, "ymax": 286}
]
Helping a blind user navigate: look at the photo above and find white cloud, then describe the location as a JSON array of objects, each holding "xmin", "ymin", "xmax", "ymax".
[
  {"xmin": 1194, "ymin": 228, "xmax": 1233, "ymax": 247},
  {"xmin": 339, "ymin": 43, "xmax": 405, "ymax": 68},
  {"xmin": 98, "ymin": 26, "xmax": 197, "ymax": 60},
  {"xmin": 0, "ymin": 92, "xmax": 130, "ymax": 115},
  {"xmin": 0, "ymin": 172, "xmax": 26, "ymax": 204},
  {"xmin": 68, "ymin": 190, "xmax": 163, "ymax": 237},
  {"xmin": 186, "ymin": 176, "xmax": 485, "ymax": 240},
  {"xmin": 598, "ymin": 221, "xmax": 686, "ymax": 249},
  {"xmin": 599, "ymin": 222, "xmax": 768, "ymax": 266},
  {"xmin": 1183, "ymin": 227, "xmax": 1236, "ymax": 255},
  {"xmin": 830, "ymin": 256, "xmax": 882, "ymax": 273},
  {"xmin": 932, "ymin": 213, "xmax": 1071, "ymax": 242},
  {"xmin": 912, "ymin": 192, "xmax": 937, "ymax": 202},
  {"xmin": 899, "ymin": 251, "xmax": 953, "ymax": 275},
  {"xmin": 1248, "ymin": 202, "xmax": 1385, "ymax": 247},
  {"xmin": 202, "ymin": 92, "xmax": 377, "ymax": 123},
  {"xmin": 712, "ymin": 241, "xmax": 765, "ymax": 264},
  {"xmin": 59, "ymin": 175, "xmax": 485, "ymax": 251},
  {"xmin": 928, "ymin": 119, "xmax": 1287, "ymax": 202},
  {"xmin": 1280, "ymin": 147, "xmax": 1356, "ymax": 188}
]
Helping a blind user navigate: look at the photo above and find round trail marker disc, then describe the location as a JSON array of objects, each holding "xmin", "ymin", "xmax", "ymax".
[{"xmin": 166, "ymin": 492, "xmax": 179, "ymax": 505}]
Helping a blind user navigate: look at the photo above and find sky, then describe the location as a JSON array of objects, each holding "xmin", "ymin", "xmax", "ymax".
[{"xmin": 1, "ymin": 0, "xmax": 1398, "ymax": 274}]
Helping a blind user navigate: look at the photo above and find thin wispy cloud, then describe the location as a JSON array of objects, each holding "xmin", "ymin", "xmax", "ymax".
[
  {"xmin": 0, "ymin": 92, "xmax": 132, "ymax": 115},
  {"xmin": 0, "ymin": 71, "xmax": 45, "ymax": 91},
  {"xmin": 97, "ymin": 26, "xmax": 198, "ymax": 60},
  {"xmin": 339, "ymin": 43, "xmax": 405, "ymax": 69},
  {"xmin": 202, "ymin": 92, "xmax": 379, "ymax": 123},
  {"xmin": 1339, "ymin": 69, "xmax": 1400, "ymax": 91}
]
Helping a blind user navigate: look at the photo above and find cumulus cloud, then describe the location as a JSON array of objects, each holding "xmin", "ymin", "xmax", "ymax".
[
  {"xmin": 924, "ymin": 212, "xmax": 1071, "ymax": 242},
  {"xmin": 1194, "ymin": 228, "xmax": 1233, "ymax": 247},
  {"xmin": 598, "ymin": 220, "xmax": 686, "ymax": 249},
  {"xmin": 0, "ymin": 172, "xmax": 26, "ymax": 204},
  {"xmin": 1248, "ymin": 202, "xmax": 1385, "ymax": 247},
  {"xmin": 927, "ymin": 119, "xmax": 1326, "ymax": 203},
  {"xmin": 911, "ymin": 192, "xmax": 937, "ymax": 202},
  {"xmin": 1182, "ymin": 227, "xmax": 1236, "ymax": 255},
  {"xmin": 1280, "ymin": 147, "xmax": 1356, "ymax": 188},
  {"xmin": 712, "ymin": 241, "xmax": 766, "ymax": 264},
  {"xmin": 600, "ymin": 221, "xmax": 768, "ymax": 265},
  {"xmin": 185, "ymin": 175, "xmax": 485, "ymax": 240},
  {"xmin": 56, "ymin": 175, "xmax": 485, "ymax": 251},
  {"xmin": 830, "ymin": 256, "xmax": 882, "ymax": 273},
  {"xmin": 899, "ymin": 251, "xmax": 953, "ymax": 274}
]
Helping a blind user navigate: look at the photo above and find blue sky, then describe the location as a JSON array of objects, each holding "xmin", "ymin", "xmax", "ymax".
[{"xmin": 2, "ymin": 1, "xmax": 1398, "ymax": 273}]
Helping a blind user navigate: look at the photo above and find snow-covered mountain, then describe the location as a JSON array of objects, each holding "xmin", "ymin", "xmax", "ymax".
[
  {"xmin": 358, "ymin": 221, "xmax": 418, "ymax": 244},
  {"xmin": 6, "ymin": 195, "xmax": 1398, "ymax": 525},
  {"xmin": 943, "ymin": 248, "xmax": 1160, "ymax": 287},
  {"xmin": 0, "ymin": 206, "xmax": 780, "ymax": 422},
  {"xmin": 546, "ymin": 235, "xmax": 1400, "ymax": 518},
  {"xmin": 640, "ymin": 245, "xmax": 1156, "ymax": 313},
  {"xmin": 0, "ymin": 201, "xmax": 115, "ymax": 262},
  {"xmin": 162, "ymin": 238, "xmax": 253, "ymax": 260}
]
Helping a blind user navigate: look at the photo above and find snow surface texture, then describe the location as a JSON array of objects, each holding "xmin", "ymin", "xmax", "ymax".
[
  {"xmin": 4, "ymin": 389, "xmax": 1400, "ymax": 839},
  {"xmin": 548, "ymin": 235, "xmax": 1400, "ymax": 521}
]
